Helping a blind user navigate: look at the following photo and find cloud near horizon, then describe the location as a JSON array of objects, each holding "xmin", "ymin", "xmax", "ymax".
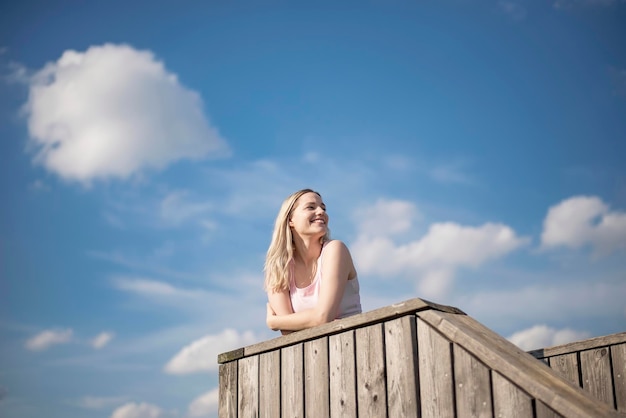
[
  {"xmin": 23, "ymin": 43, "xmax": 229, "ymax": 184},
  {"xmin": 187, "ymin": 388, "xmax": 219, "ymax": 417},
  {"xmin": 164, "ymin": 329, "xmax": 257, "ymax": 375},
  {"xmin": 508, "ymin": 324, "xmax": 590, "ymax": 351}
]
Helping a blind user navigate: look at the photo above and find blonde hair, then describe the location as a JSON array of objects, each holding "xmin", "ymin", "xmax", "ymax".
[{"xmin": 264, "ymin": 189, "xmax": 331, "ymax": 293}]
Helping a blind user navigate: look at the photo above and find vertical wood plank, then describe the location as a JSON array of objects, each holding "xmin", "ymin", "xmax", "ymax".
[
  {"xmin": 304, "ymin": 337, "xmax": 329, "ymax": 418},
  {"xmin": 238, "ymin": 355, "xmax": 259, "ymax": 417},
  {"xmin": 580, "ymin": 347, "xmax": 615, "ymax": 407},
  {"xmin": 329, "ymin": 330, "xmax": 356, "ymax": 418},
  {"xmin": 549, "ymin": 353, "xmax": 580, "ymax": 386},
  {"xmin": 611, "ymin": 343, "xmax": 626, "ymax": 412},
  {"xmin": 535, "ymin": 400, "xmax": 564, "ymax": 418},
  {"xmin": 492, "ymin": 372, "xmax": 533, "ymax": 418},
  {"xmin": 453, "ymin": 345, "xmax": 493, "ymax": 418},
  {"xmin": 417, "ymin": 318, "xmax": 454, "ymax": 418},
  {"xmin": 259, "ymin": 350, "xmax": 280, "ymax": 418},
  {"xmin": 219, "ymin": 361, "xmax": 238, "ymax": 418},
  {"xmin": 281, "ymin": 344, "xmax": 304, "ymax": 418},
  {"xmin": 356, "ymin": 323, "xmax": 387, "ymax": 417},
  {"xmin": 385, "ymin": 316, "xmax": 419, "ymax": 418}
]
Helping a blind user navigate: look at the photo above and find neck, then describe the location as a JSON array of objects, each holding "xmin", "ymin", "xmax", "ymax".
[{"xmin": 292, "ymin": 235, "xmax": 323, "ymax": 265}]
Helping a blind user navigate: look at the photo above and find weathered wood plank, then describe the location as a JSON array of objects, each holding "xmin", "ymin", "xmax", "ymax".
[
  {"xmin": 304, "ymin": 337, "xmax": 329, "ymax": 418},
  {"xmin": 259, "ymin": 350, "xmax": 280, "ymax": 418},
  {"xmin": 355, "ymin": 323, "xmax": 387, "ymax": 417},
  {"xmin": 417, "ymin": 317, "xmax": 454, "ymax": 418},
  {"xmin": 219, "ymin": 361, "xmax": 238, "ymax": 418},
  {"xmin": 385, "ymin": 316, "xmax": 419, "ymax": 418},
  {"xmin": 417, "ymin": 310, "xmax": 623, "ymax": 418},
  {"xmin": 233, "ymin": 298, "xmax": 465, "ymax": 361},
  {"xmin": 453, "ymin": 344, "xmax": 492, "ymax": 418},
  {"xmin": 528, "ymin": 331, "xmax": 626, "ymax": 359},
  {"xmin": 612, "ymin": 343, "xmax": 626, "ymax": 412},
  {"xmin": 549, "ymin": 353, "xmax": 580, "ymax": 386},
  {"xmin": 281, "ymin": 343, "xmax": 304, "ymax": 418},
  {"xmin": 580, "ymin": 346, "xmax": 615, "ymax": 407},
  {"xmin": 535, "ymin": 400, "xmax": 563, "ymax": 418},
  {"xmin": 492, "ymin": 372, "xmax": 533, "ymax": 418},
  {"xmin": 329, "ymin": 330, "xmax": 356, "ymax": 418},
  {"xmin": 238, "ymin": 355, "xmax": 259, "ymax": 417}
]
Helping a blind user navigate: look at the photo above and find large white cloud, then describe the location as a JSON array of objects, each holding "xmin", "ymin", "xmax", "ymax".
[
  {"xmin": 24, "ymin": 43, "xmax": 229, "ymax": 183},
  {"xmin": 351, "ymin": 199, "xmax": 529, "ymax": 298},
  {"xmin": 25, "ymin": 328, "xmax": 73, "ymax": 351},
  {"xmin": 188, "ymin": 389, "xmax": 219, "ymax": 417},
  {"xmin": 110, "ymin": 402, "xmax": 164, "ymax": 418},
  {"xmin": 541, "ymin": 195, "xmax": 626, "ymax": 256},
  {"xmin": 508, "ymin": 325, "xmax": 590, "ymax": 351},
  {"xmin": 164, "ymin": 329, "xmax": 257, "ymax": 375}
]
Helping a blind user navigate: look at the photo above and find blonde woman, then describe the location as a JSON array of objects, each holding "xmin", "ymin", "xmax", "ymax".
[{"xmin": 265, "ymin": 189, "xmax": 361, "ymax": 333}]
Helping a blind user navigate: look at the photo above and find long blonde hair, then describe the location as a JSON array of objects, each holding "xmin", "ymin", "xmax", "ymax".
[{"xmin": 264, "ymin": 189, "xmax": 331, "ymax": 293}]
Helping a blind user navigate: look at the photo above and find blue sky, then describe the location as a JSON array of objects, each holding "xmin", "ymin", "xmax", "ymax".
[{"xmin": 1, "ymin": 0, "xmax": 626, "ymax": 417}]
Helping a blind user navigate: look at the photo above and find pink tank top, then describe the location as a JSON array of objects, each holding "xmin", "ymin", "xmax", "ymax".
[{"xmin": 289, "ymin": 241, "xmax": 362, "ymax": 319}]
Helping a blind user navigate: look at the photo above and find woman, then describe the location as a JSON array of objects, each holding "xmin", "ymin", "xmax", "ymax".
[{"xmin": 264, "ymin": 189, "xmax": 362, "ymax": 333}]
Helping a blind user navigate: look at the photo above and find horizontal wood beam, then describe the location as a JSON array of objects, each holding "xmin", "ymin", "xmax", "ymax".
[{"xmin": 218, "ymin": 297, "xmax": 464, "ymax": 364}]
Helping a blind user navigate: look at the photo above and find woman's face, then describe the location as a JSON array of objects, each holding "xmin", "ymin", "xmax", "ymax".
[{"xmin": 288, "ymin": 192, "xmax": 328, "ymax": 238}]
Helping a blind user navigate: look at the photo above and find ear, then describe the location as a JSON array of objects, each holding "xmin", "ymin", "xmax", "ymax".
[{"xmin": 288, "ymin": 218, "xmax": 294, "ymax": 227}]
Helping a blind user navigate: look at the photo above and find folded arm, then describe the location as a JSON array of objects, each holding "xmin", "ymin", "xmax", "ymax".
[{"xmin": 266, "ymin": 240, "xmax": 354, "ymax": 332}]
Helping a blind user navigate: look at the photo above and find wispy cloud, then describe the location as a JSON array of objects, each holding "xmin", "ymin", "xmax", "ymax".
[
  {"xmin": 507, "ymin": 324, "xmax": 590, "ymax": 351},
  {"xmin": 541, "ymin": 195, "xmax": 626, "ymax": 257},
  {"xmin": 497, "ymin": 1, "xmax": 527, "ymax": 20},
  {"xmin": 113, "ymin": 277, "xmax": 211, "ymax": 302},
  {"xmin": 91, "ymin": 332, "xmax": 115, "ymax": 349},
  {"xmin": 457, "ymin": 278, "xmax": 626, "ymax": 331},
  {"xmin": 554, "ymin": 0, "xmax": 617, "ymax": 9},
  {"xmin": 25, "ymin": 328, "xmax": 73, "ymax": 351},
  {"xmin": 164, "ymin": 329, "xmax": 257, "ymax": 374},
  {"xmin": 72, "ymin": 395, "xmax": 128, "ymax": 409},
  {"xmin": 159, "ymin": 190, "xmax": 213, "ymax": 226},
  {"xmin": 22, "ymin": 43, "xmax": 230, "ymax": 184}
]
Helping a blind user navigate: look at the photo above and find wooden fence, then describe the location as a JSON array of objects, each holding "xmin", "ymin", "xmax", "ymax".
[
  {"xmin": 529, "ymin": 331, "xmax": 626, "ymax": 413},
  {"xmin": 218, "ymin": 298, "xmax": 625, "ymax": 418}
]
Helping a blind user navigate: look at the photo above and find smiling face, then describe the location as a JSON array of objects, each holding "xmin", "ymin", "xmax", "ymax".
[{"xmin": 288, "ymin": 192, "xmax": 329, "ymax": 239}]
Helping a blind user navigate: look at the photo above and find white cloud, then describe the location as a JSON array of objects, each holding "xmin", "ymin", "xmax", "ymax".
[
  {"xmin": 354, "ymin": 198, "xmax": 420, "ymax": 237},
  {"xmin": 74, "ymin": 395, "xmax": 128, "ymax": 409},
  {"xmin": 25, "ymin": 328, "xmax": 73, "ymax": 351},
  {"xmin": 541, "ymin": 195, "xmax": 626, "ymax": 256},
  {"xmin": 508, "ymin": 325, "xmax": 590, "ymax": 351},
  {"xmin": 110, "ymin": 402, "xmax": 165, "ymax": 418},
  {"xmin": 164, "ymin": 329, "xmax": 257, "ymax": 375},
  {"xmin": 351, "ymin": 200, "xmax": 529, "ymax": 298},
  {"xmin": 187, "ymin": 389, "xmax": 218, "ymax": 417},
  {"xmin": 23, "ymin": 43, "xmax": 229, "ymax": 183},
  {"xmin": 91, "ymin": 332, "xmax": 114, "ymax": 349}
]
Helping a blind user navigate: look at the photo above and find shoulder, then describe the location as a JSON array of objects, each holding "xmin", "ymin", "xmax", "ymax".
[{"xmin": 323, "ymin": 239, "xmax": 351, "ymax": 256}]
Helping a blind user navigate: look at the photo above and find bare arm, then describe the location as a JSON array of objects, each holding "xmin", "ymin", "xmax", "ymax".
[
  {"xmin": 267, "ymin": 289, "xmax": 294, "ymax": 335},
  {"xmin": 266, "ymin": 240, "xmax": 355, "ymax": 332}
]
